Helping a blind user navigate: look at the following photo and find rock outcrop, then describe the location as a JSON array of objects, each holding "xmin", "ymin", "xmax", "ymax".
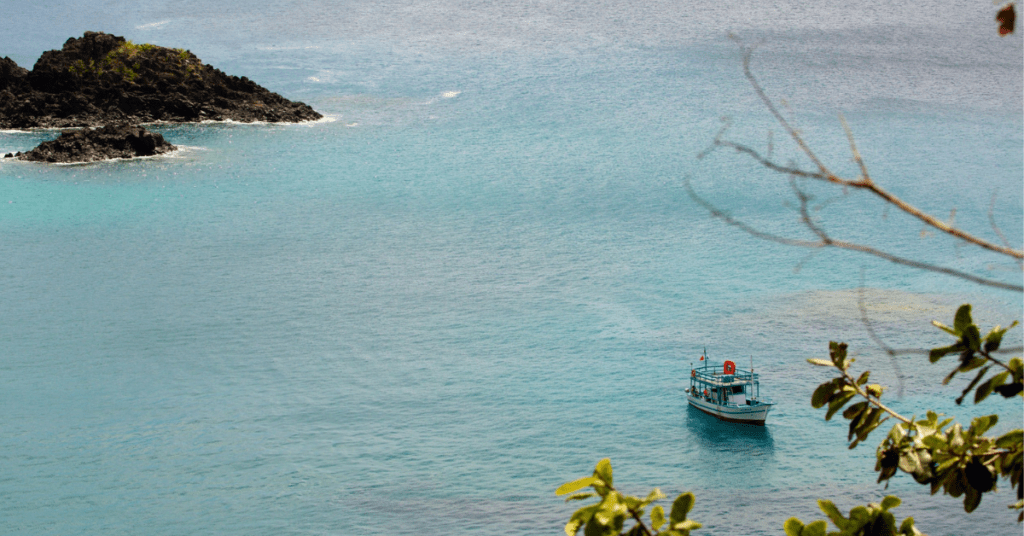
[
  {"xmin": 4, "ymin": 123, "xmax": 176, "ymax": 163},
  {"xmin": 0, "ymin": 31, "xmax": 321, "ymax": 129}
]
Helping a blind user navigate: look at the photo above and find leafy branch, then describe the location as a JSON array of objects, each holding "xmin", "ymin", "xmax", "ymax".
[
  {"xmin": 784, "ymin": 496, "xmax": 922, "ymax": 536},
  {"xmin": 556, "ymin": 459, "xmax": 702, "ymax": 536},
  {"xmin": 808, "ymin": 306, "xmax": 1023, "ymax": 519}
]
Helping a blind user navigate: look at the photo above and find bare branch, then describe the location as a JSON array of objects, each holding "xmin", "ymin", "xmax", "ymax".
[
  {"xmin": 719, "ymin": 43, "xmax": 1024, "ymax": 261},
  {"xmin": 684, "ymin": 177, "xmax": 1024, "ymax": 292},
  {"xmin": 840, "ymin": 115, "xmax": 870, "ymax": 183},
  {"xmin": 824, "ymin": 237, "xmax": 1022, "ymax": 291},
  {"xmin": 739, "ymin": 46, "xmax": 832, "ymax": 177},
  {"xmin": 683, "ymin": 176, "xmax": 823, "ymax": 248}
]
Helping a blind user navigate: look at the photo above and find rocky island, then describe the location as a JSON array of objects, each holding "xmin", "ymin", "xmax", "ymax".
[
  {"xmin": 0, "ymin": 31, "xmax": 321, "ymax": 129},
  {"xmin": 4, "ymin": 124, "xmax": 176, "ymax": 163}
]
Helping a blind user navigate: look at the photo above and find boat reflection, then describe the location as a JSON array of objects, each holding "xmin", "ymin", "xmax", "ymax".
[{"xmin": 684, "ymin": 404, "xmax": 775, "ymax": 456}]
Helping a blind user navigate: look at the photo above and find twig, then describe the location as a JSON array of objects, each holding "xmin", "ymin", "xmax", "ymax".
[
  {"xmin": 856, "ymin": 275, "xmax": 906, "ymax": 398},
  {"xmin": 989, "ymin": 192, "xmax": 1024, "ymax": 270},
  {"xmin": 723, "ymin": 44, "xmax": 1024, "ymax": 261},
  {"xmin": 683, "ymin": 177, "xmax": 1024, "ymax": 292},
  {"xmin": 839, "ymin": 367, "xmax": 913, "ymax": 425}
]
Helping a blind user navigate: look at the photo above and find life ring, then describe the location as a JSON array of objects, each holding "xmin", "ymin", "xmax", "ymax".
[
  {"xmin": 703, "ymin": 389, "xmax": 708, "ymax": 397},
  {"xmin": 723, "ymin": 360, "xmax": 736, "ymax": 375},
  {"xmin": 691, "ymin": 370, "xmax": 696, "ymax": 377}
]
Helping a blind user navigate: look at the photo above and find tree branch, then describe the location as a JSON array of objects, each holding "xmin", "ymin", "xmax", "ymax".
[
  {"xmin": 720, "ymin": 44, "xmax": 1024, "ymax": 261},
  {"xmin": 683, "ymin": 177, "xmax": 1024, "ymax": 292}
]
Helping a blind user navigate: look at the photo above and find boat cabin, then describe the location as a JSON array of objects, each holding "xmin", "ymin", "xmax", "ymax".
[{"xmin": 688, "ymin": 360, "xmax": 764, "ymax": 406}]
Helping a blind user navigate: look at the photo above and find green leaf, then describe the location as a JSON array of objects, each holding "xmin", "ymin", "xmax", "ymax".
[
  {"xmin": 668, "ymin": 492, "xmax": 694, "ymax": 523},
  {"xmin": 622, "ymin": 495, "xmax": 642, "ymax": 510},
  {"xmin": 970, "ymin": 415, "xmax": 998, "ymax": 437},
  {"xmin": 953, "ymin": 304, "xmax": 973, "ymax": 334},
  {"xmin": 783, "ymin": 518, "xmax": 804, "ymax": 536},
  {"xmin": 983, "ymin": 325, "xmax": 1008, "ymax": 352},
  {"xmin": 567, "ymin": 505, "xmax": 600, "ymax": 536},
  {"xmin": 671, "ymin": 519, "xmax": 702, "ymax": 531},
  {"xmin": 975, "ymin": 372, "xmax": 1008, "ymax": 405},
  {"xmin": 963, "ymin": 325, "xmax": 981, "ymax": 352},
  {"xmin": 811, "ymin": 382, "xmax": 835, "ymax": 409},
  {"xmin": 848, "ymin": 505, "xmax": 870, "ymax": 526},
  {"xmin": 880, "ymin": 495, "xmax": 901, "ymax": 511},
  {"xmin": 817, "ymin": 500, "xmax": 847, "ymax": 529},
  {"xmin": 874, "ymin": 511, "xmax": 898, "ymax": 535},
  {"xmin": 995, "ymin": 429, "xmax": 1023, "ymax": 449},
  {"xmin": 843, "ymin": 401, "xmax": 868, "ymax": 420},
  {"xmin": 651, "ymin": 505, "xmax": 666, "ymax": 530},
  {"xmin": 593, "ymin": 459, "xmax": 613, "ymax": 487},
  {"xmin": 929, "ymin": 344, "xmax": 961, "ymax": 363},
  {"xmin": 800, "ymin": 520, "xmax": 827, "ymax": 536},
  {"xmin": 557, "ymin": 476, "xmax": 599, "ymax": 496},
  {"xmin": 565, "ymin": 493, "xmax": 596, "ymax": 502},
  {"xmin": 825, "ymin": 391, "xmax": 857, "ymax": 420},
  {"xmin": 921, "ymin": 434, "xmax": 947, "ymax": 450},
  {"xmin": 898, "ymin": 516, "xmax": 918, "ymax": 536},
  {"xmin": 898, "ymin": 450, "xmax": 921, "ymax": 474},
  {"xmin": 829, "ymin": 342, "xmax": 848, "ymax": 367},
  {"xmin": 932, "ymin": 320, "xmax": 957, "ymax": 337},
  {"xmin": 583, "ymin": 516, "xmax": 616, "ymax": 536},
  {"xmin": 958, "ymin": 356, "xmax": 986, "ymax": 373},
  {"xmin": 643, "ymin": 488, "xmax": 666, "ymax": 505},
  {"xmin": 807, "ymin": 358, "xmax": 833, "ymax": 367},
  {"xmin": 963, "ymin": 485, "xmax": 982, "ymax": 513}
]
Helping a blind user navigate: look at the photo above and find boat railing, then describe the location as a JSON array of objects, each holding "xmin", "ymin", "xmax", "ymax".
[{"xmin": 692, "ymin": 368, "xmax": 758, "ymax": 383}]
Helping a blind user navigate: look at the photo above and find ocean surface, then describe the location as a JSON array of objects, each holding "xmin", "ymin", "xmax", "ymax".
[{"xmin": 1, "ymin": 1, "xmax": 1022, "ymax": 534}]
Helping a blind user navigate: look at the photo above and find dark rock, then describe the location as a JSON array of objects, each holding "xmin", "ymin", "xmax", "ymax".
[
  {"xmin": 1, "ymin": 31, "xmax": 322, "ymax": 129},
  {"xmin": 15, "ymin": 123, "xmax": 176, "ymax": 163}
]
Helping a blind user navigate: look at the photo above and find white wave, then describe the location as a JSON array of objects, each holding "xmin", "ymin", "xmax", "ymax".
[
  {"xmin": 416, "ymin": 90, "xmax": 462, "ymax": 106},
  {"xmin": 136, "ymin": 20, "xmax": 171, "ymax": 30},
  {"xmin": 0, "ymin": 127, "xmax": 70, "ymax": 134},
  {"xmin": 194, "ymin": 116, "xmax": 330, "ymax": 126}
]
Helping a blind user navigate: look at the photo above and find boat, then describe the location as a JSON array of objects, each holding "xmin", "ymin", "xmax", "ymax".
[{"xmin": 686, "ymin": 354, "xmax": 773, "ymax": 425}]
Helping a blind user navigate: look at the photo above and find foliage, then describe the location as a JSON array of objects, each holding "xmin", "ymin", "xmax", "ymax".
[
  {"xmin": 784, "ymin": 496, "xmax": 921, "ymax": 536},
  {"xmin": 67, "ymin": 41, "xmax": 201, "ymax": 82},
  {"xmin": 556, "ymin": 459, "xmax": 701, "ymax": 536},
  {"xmin": 807, "ymin": 306, "xmax": 1023, "ymax": 519}
]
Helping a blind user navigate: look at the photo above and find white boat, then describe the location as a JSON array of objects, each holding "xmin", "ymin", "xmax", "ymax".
[{"xmin": 686, "ymin": 356, "xmax": 773, "ymax": 425}]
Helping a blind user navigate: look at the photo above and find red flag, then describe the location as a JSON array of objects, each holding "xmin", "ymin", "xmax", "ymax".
[{"xmin": 699, "ymin": 355, "xmax": 704, "ymax": 361}]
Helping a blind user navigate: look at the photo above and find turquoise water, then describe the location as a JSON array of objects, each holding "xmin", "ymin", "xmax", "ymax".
[{"xmin": 1, "ymin": 2, "xmax": 1022, "ymax": 534}]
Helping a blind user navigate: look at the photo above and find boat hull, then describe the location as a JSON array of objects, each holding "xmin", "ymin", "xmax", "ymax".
[{"xmin": 686, "ymin": 393, "xmax": 771, "ymax": 425}]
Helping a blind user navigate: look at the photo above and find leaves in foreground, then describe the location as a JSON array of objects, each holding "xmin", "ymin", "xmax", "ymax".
[
  {"xmin": 785, "ymin": 496, "xmax": 923, "ymax": 536},
  {"xmin": 807, "ymin": 306, "xmax": 1023, "ymax": 519},
  {"xmin": 557, "ymin": 458, "xmax": 701, "ymax": 536}
]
